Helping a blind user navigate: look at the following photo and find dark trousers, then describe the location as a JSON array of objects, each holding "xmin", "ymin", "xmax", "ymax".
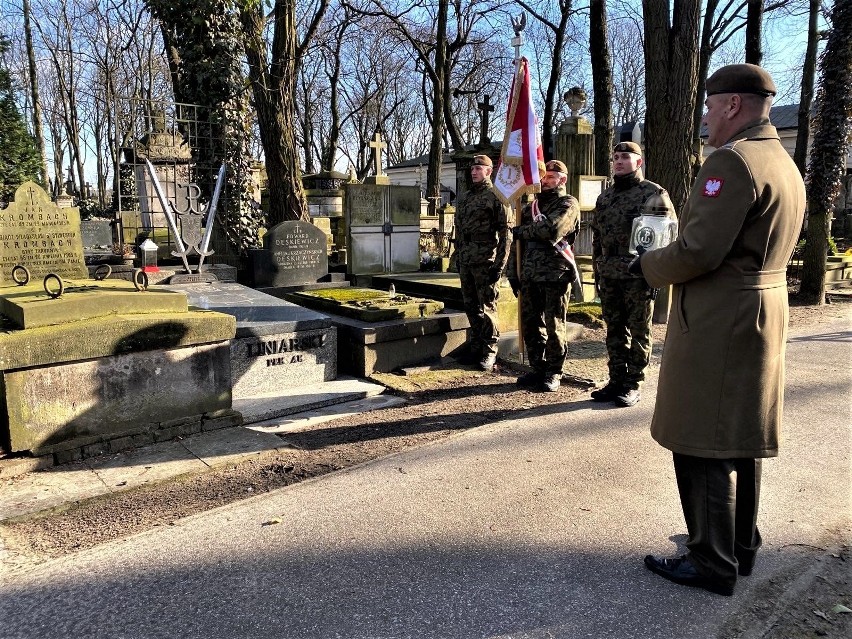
[{"xmin": 673, "ymin": 453, "xmax": 763, "ymax": 586}]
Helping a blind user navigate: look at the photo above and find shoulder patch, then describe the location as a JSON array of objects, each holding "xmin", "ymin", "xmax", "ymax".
[{"xmin": 702, "ymin": 177, "xmax": 724, "ymax": 197}]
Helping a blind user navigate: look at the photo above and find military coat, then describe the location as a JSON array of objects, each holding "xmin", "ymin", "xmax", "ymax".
[
  {"xmin": 640, "ymin": 120, "xmax": 805, "ymax": 458},
  {"xmin": 508, "ymin": 186, "xmax": 580, "ymax": 282}
]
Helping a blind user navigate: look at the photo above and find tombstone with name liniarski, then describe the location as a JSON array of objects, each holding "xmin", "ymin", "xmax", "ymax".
[
  {"xmin": 253, "ymin": 220, "xmax": 328, "ymax": 288},
  {"xmin": 0, "ymin": 181, "xmax": 88, "ymax": 285}
]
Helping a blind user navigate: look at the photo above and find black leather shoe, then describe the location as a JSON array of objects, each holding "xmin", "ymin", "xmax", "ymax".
[
  {"xmin": 541, "ymin": 373, "xmax": 561, "ymax": 392},
  {"xmin": 615, "ymin": 387, "xmax": 641, "ymax": 407},
  {"xmin": 590, "ymin": 382, "xmax": 620, "ymax": 402},
  {"xmin": 643, "ymin": 555, "xmax": 734, "ymax": 596}
]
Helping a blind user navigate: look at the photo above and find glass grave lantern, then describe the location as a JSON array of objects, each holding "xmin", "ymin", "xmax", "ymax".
[
  {"xmin": 139, "ymin": 238, "xmax": 160, "ymax": 273},
  {"xmin": 629, "ymin": 193, "xmax": 679, "ymax": 255}
]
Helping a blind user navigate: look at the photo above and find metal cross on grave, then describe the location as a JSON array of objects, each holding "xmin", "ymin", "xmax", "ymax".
[
  {"xmin": 478, "ymin": 95, "xmax": 495, "ymax": 145},
  {"xmin": 369, "ymin": 132, "xmax": 387, "ymax": 177}
]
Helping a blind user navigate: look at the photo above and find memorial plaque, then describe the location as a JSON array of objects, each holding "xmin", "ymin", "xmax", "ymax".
[
  {"xmin": 578, "ymin": 175, "xmax": 607, "ymax": 210},
  {"xmin": 347, "ymin": 184, "xmax": 384, "ymax": 226},
  {"xmin": 0, "ymin": 182, "xmax": 88, "ymax": 284},
  {"xmin": 257, "ymin": 220, "xmax": 328, "ymax": 287},
  {"xmin": 389, "ymin": 185, "xmax": 421, "ymax": 225}
]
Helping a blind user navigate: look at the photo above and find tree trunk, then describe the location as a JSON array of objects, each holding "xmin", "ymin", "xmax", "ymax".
[
  {"xmin": 241, "ymin": 1, "xmax": 309, "ymax": 224},
  {"xmin": 692, "ymin": 0, "xmax": 718, "ymax": 178},
  {"xmin": 589, "ymin": 0, "xmax": 613, "ymax": 178},
  {"xmin": 799, "ymin": 0, "xmax": 852, "ymax": 305},
  {"xmin": 642, "ymin": 0, "xmax": 701, "ymax": 213},
  {"xmin": 744, "ymin": 0, "xmax": 763, "ymax": 65},
  {"xmin": 22, "ymin": 0, "xmax": 49, "ymax": 189},
  {"xmin": 793, "ymin": 0, "xmax": 820, "ymax": 177},
  {"xmin": 427, "ymin": 0, "xmax": 449, "ymax": 215}
]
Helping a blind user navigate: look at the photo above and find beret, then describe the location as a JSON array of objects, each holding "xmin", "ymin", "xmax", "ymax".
[
  {"xmin": 472, "ymin": 155, "xmax": 493, "ymax": 167},
  {"xmin": 613, "ymin": 142, "xmax": 642, "ymax": 155},
  {"xmin": 546, "ymin": 159, "xmax": 568, "ymax": 173},
  {"xmin": 706, "ymin": 63, "xmax": 777, "ymax": 97}
]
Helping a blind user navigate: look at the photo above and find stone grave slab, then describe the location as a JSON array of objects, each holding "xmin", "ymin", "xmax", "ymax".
[
  {"xmin": 0, "ymin": 278, "xmax": 188, "ymax": 330},
  {"xmin": 0, "ymin": 181, "xmax": 88, "ymax": 284},
  {"xmin": 285, "ymin": 287, "xmax": 444, "ymax": 322},
  {"xmin": 163, "ymin": 281, "xmax": 337, "ymax": 401},
  {"xmin": 252, "ymin": 220, "xmax": 328, "ymax": 288}
]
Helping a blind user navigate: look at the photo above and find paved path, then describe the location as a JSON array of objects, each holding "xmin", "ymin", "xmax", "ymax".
[{"xmin": 1, "ymin": 317, "xmax": 849, "ymax": 639}]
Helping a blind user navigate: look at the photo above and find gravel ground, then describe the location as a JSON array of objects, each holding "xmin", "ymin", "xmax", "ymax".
[{"xmin": 1, "ymin": 294, "xmax": 849, "ymax": 638}]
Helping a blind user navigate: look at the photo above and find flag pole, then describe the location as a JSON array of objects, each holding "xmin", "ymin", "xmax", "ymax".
[{"xmin": 511, "ymin": 16, "xmax": 525, "ymax": 364}]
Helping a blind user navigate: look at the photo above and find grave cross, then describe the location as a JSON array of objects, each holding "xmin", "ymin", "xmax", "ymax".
[
  {"xmin": 369, "ymin": 132, "xmax": 387, "ymax": 177},
  {"xmin": 477, "ymin": 95, "xmax": 495, "ymax": 144}
]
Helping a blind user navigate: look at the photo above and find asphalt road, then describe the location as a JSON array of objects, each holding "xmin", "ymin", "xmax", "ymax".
[{"xmin": 1, "ymin": 316, "xmax": 849, "ymax": 639}]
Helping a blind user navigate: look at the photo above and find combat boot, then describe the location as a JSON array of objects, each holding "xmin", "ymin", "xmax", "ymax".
[
  {"xmin": 479, "ymin": 352, "xmax": 497, "ymax": 372},
  {"xmin": 516, "ymin": 371, "xmax": 544, "ymax": 387},
  {"xmin": 615, "ymin": 387, "xmax": 641, "ymax": 407},
  {"xmin": 541, "ymin": 373, "xmax": 561, "ymax": 392},
  {"xmin": 590, "ymin": 381, "xmax": 620, "ymax": 402}
]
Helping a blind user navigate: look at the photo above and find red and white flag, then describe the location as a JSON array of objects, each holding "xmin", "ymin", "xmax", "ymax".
[{"xmin": 494, "ymin": 57, "xmax": 545, "ymax": 205}]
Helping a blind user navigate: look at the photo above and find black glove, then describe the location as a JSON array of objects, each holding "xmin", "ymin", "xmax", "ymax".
[
  {"xmin": 510, "ymin": 226, "xmax": 523, "ymax": 238},
  {"xmin": 487, "ymin": 266, "xmax": 502, "ymax": 284},
  {"xmin": 628, "ymin": 251, "xmax": 644, "ymax": 275},
  {"xmin": 507, "ymin": 278, "xmax": 520, "ymax": 298}
]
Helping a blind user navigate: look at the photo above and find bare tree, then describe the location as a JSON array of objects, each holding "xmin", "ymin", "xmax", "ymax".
[
  {"xmin": 642, "ymin": 0, "xmax": 701, "ymax": 212},
  {"xmin": 516, "ymin": 0, "xmax": 579, "ymax": 159},
  {"xmin": 238, "ymin": 0, "xmax": 329, "ymax": 225},
  {"xmin": 589, "ymin": 0, "xmax": 614, "ymax": 178},
  {"xmin": 799, "ymin": 0, "xmax": 852, "ymax": 305},
  {"xmin": 22, "ymin": 0, "xmax": 48, "ymax": 187},
  {"xmin": 744, "ymin": 0, "xmax": 763, "ymax": 64},
  {"xmin": 793, "ymin": 0, "xmax": 822, "ymax": 176}
]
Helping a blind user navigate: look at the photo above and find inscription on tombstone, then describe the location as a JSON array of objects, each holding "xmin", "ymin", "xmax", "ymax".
[
  {"xmin": 258, "ymin": 220, "xmax": 328, "ymax": 287},
  {"xmin": 348, "ymin": 184, "xmax": 384, "ymax": 226},
  {"xmin": 0, "ymin": 181, "xmax": 87, "ymax": 284}
]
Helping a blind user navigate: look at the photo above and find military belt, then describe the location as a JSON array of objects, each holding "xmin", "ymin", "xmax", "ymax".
[
  {"xmin": 601, "ymin": 248, "xmax": 630, "ymax": 257},
  {"xmin": 525, "ymin": 240, "xmax": 552, "ymax": 249},
  {"xmin": 462, "ymin": 233, "xmax": 494, "ymax": 242}
]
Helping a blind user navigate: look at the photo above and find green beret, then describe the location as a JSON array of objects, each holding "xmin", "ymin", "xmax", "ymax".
[
  {"xmin": 706, "ymin": 64, "xmax": 777, "ymax": 97},
  {"xmin": 546, "ymin": 160, "xmax": 568, "ymax": 173},
  {"xmin": 472, "ymin": 155, "xmax": 493, "ymax": 168},
  {"xmin": 613, "ymin": 142, "xmax": 642, "ymax": 155}
]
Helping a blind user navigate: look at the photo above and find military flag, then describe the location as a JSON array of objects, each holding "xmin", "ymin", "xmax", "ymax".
[{"xmin": 494, "ymin": 57, "xmax": 545, "ymax": 205}]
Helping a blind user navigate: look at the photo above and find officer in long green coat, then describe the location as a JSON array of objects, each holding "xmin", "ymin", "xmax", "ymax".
[{"xmin": 634, "ymin": 64, "xmax": 806, "ymax": 597}]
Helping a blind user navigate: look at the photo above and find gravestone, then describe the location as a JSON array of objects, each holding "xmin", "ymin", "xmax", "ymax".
[
  {"xmin": 0, "ymin": 181, "xmax": 88, "ymax": 285},
  {"xmin": 251, "ymin": 220, "xmax": 329, "ymax": 288},
  {"xmin": 345, "ymin": 183, "xmax": 421, "ymax": 275},
  {"xmin": 80, "ymin": 219, "xmax": 114, "ymax": 250}
]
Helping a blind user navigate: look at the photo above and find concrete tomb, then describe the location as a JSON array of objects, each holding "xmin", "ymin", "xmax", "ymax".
[
  {"xmin": 0, "ymin": 278, "xmax": 237, "ymax": 461},
  {"xmin": 163, "ymin": 281, "xmax": 337, "ymax": 408}
]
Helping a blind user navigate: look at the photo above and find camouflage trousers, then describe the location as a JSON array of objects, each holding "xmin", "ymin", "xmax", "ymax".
[
  {"xmin": 519, "ymin": 280, "xmax": 570, "ymax": 375},
  {"xmin": 598, "ymin": 276, "xmax": 654, "ymax": 389},
  {"xmin": 459, "ymin": 264, "xmax": 500, "ymax": 356}
]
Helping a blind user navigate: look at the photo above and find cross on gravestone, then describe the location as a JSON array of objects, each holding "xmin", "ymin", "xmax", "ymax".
[
  {"xmin": 369, "ymin": 132, "xmax": 387, "ymax": 177},
  {"xmin": 478, "ymin": 95, "xmax": 495, "ymax": 145}
]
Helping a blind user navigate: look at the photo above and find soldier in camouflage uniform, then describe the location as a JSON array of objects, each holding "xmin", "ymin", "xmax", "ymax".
[
  {"xmin": 507, "ymin": 160, "xmax": 581, "ymax": 392},
  {"xmin": 590, "ymin": 141, "xmax": 676, "ymax": 406},
  {"xmin": 454, "ymin": 154, "xmax": 512, "ymax": 371}
]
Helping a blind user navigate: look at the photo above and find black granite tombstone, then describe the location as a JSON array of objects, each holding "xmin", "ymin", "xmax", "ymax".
[{"xmin": 252, "ymin": 220, "xmax": 328, "ymax": 287}]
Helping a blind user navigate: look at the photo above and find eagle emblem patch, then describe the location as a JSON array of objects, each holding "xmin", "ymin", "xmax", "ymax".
[{"xmin": 703, "ymin": 178, "xmax": 724, "ymax": 197}]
